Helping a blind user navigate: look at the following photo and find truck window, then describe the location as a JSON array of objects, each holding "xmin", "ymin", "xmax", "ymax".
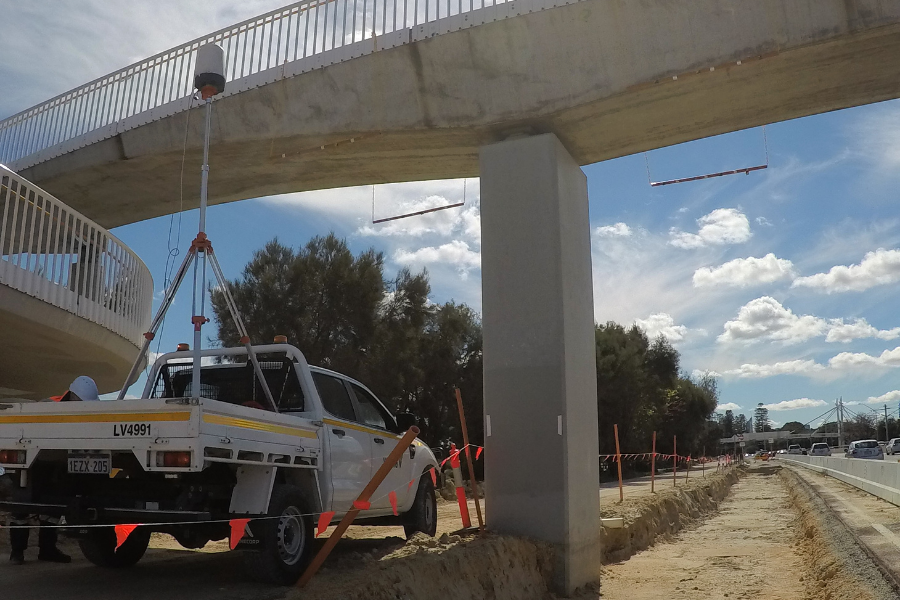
[
  {"xmin": 348, "ymin": 383, "xmax": 386, "ymax": 430},
  {"xmin": 312, "ymin": 372, "xmax": 355, "ymax": 421},
  {"xmin": 258, "ymin": 360, "xmax": 304, "ymax": 412}
]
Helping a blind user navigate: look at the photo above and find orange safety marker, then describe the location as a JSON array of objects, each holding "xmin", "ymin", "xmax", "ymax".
[
  {"xmin": 449, "ymin": 443, "xmax": 472, "ymax": 528},
  {"xmin": 613, "ymin": 424, "xmax": 623, "ymax": 503},
  {"xmin": 388, "ymin": 491, "xmax": 399, "ymax": 516},
  {"xmin": 229, "ymin": 518, "xmax": 251, "ymax": 549},
  {"xmin": 316, "ymin": 511, "xmax": 335, "ymax": 537},
  {"xmin": 454, "ymin": 388, "xmax": 484, "ymax": 534},
  {"xmin": 651, "ymin": 431, "xmax": 657, "ymax": 494},
  {"xmin": 297, "ymin": 427, "xmax": 419, "ymax": 588},
  {"xmin": 673, "ymin": 435, "xmax": 677, "ymax": 487},
  {"xmin": 115, "ymin": 524, "xmax": 140, "ymax": 550}
]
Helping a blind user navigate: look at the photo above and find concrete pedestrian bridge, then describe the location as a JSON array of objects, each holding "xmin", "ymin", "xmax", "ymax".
[
  {"xmin": 1, "ymin": 0, "xmax": 899, "ymax": 228},
  {"xmin": 3, "ymin": 0, "xmax": 900, "ymax": 593},
  {"xmin": 0, "ymin": 166, "xmax": 152, "ymax": 399}
]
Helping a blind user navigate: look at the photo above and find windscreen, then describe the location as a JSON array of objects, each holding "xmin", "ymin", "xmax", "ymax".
[
  {"xmin": 856, "ymin": 440, "xmax": 879, "ymax": 449},
  {"xmin": 150, "ymin": 359, "xmax": 304, "ymax": 411}
]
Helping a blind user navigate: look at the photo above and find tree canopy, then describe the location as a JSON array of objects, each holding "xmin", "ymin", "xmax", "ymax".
[{"xmin": 213, "ymin": 234, "xmax": 719, "ymax": 459}]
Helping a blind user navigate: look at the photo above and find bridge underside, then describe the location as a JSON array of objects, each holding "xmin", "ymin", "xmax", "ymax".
[
  {"xmin": 0, "ymin": 286, "xmax": 140, "ymax": 399},
  {"xmin": 17, "ymin": 0, "xmax": 900, "ymax": 228}
]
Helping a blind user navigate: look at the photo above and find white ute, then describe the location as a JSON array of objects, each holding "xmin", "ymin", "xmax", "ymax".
[{"xmin": 0, "ymin": 344, "xmax": 439, "ymax": 584}]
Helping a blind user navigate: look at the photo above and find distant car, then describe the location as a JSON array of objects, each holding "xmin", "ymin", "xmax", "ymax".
[
  {"xmin": 809, "ymin": 442, "xmax": 831, "ymax": 456},
  {"xmin": 787, "ymin": 444, "xmax": 803, "ymax": 455},
  {"xmin": 887, "ymin": 438, "xmax": 900, "ymax": 455},
  {"xmin": 846, "ymin": 439, "xmax": 884, "ymax": 460}
]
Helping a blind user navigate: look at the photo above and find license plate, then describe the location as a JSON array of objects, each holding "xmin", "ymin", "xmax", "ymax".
[{"xmin": 68, "ymin": 454, "xmax": 111, "ymax": 475}]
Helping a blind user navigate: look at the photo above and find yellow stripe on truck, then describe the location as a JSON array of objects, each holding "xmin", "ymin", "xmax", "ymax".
[
  {"xmin": 202, "ymin": 414, "xmax": 318, "ymax": 439},
  {"xmin": 0, "ymin": 412, "xmax": 192, "ymax": 424},
  {"xmin": 322, "ymin": 418, "xmax": 401, "ymax": 439}
]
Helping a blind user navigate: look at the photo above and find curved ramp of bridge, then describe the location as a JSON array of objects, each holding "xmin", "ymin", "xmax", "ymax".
[
  {"xmin": 0, "ymin": 166, "xmax": 152, "ymax": 399},
  {"xmin": 2, "ymin": 0, "xmax": 900, "ymax": 228}
]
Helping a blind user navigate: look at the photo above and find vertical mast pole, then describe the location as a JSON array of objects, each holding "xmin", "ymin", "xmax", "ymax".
[{"xmin": 190, "ymin": 96, "xmax": 213, "ymax": 400}]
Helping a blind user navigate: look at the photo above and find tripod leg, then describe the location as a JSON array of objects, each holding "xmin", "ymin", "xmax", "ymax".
[
  {"xmin": 117, "ymin": 249, "xmax": 196, "ymax": 399},
  {"xmin": 207, "ymin": 251, "xmax": 278, "ymax": 412}
]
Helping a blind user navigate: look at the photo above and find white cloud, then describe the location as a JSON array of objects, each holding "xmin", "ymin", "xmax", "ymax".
[
  {"xmin": 718, "ymin": 297, "xmax": 827, "ymax": 344},
  {"xmin": 828, "ymin": 346, "xmax": 900, "ymax": 371},
  {"xmin": 723, "ymin": 360, "xmax": 826, "ymax": 379},
  {"xmin": 864, "ymin": 390, "xmax": 900, "ymax": 405},
  {"xmin": 634, "ymin": 313, "xmax": 689, "ymax": 343},
  {"xmin": 693, "ymin": 254, "xmax": 795, "ymax": 288},
  {"xmin": 761, "ymin": 398, "xmax": 827, "ymax": 411},
  {"xmin": 715, "ymin": 402, "xmax": 742, "ymax": 412},
  {"xmin": 824, "ymin": 318, "xmax": 900, "ymax": 343},
  {"xmin": 669, "ymin": 208, "xmax": 752, "ymax": 249},
  {"xmin": 595, "ymin": 223, "xmax": 632, "ymax": 237},
  {"xmin": 393, "ymin": 241, "xmax": 480, "ymax": 277},
  {"xmin": 792, "ymin": 248, "xmax": 900, "ymax": 293},
  {"xmin": 756, "ymin": 217, "xmax": 773, "ymax": 227}
]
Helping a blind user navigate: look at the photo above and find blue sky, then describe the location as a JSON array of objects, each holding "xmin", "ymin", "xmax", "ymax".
[{"xmin": 2, "ymin": 1, "xmax": 900, "ymax": 428}]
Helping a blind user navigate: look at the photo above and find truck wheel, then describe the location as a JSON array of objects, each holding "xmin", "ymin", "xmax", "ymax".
[
  {"xmin": 79, "ymin": 527, "xmax": 151, "ymax": 568},
  {"xmin": 242, "ymin": 484, "xmax": 313, "ymax": 585},
  {"xmin": 403, "ymin": 472, "xmax": 437, "ymax": 539}
]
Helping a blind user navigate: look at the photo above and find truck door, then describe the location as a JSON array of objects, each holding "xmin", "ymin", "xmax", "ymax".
[
  {"xmin": 346, "ymin": 382, "xmax": 414, "ymax": 512},
  {"xmin": 312, "ymin": 372, "xmax": 370, "ymax": 513}
]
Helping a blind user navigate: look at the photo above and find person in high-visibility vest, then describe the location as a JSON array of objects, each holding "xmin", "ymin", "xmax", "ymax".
[{"xmin": 7, "ymin": 377, "xmax": 98, "ymax": 564}]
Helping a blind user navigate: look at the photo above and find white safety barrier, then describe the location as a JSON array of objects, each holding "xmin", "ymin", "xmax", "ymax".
[
  {"xmin": 0, "ymin": 165, "xmax": 153, "ymax": 347},
  {"xmin": 782, "ymin": 455, "xmax": 900, "ymax": 507},
  {"xmin": 0, "ymin": 0, "xmax": 579, "ymax": 171}
]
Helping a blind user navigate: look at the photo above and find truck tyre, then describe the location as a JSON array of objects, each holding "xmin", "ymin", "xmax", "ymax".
[
  {"xmin": 79, "ymin": 527, "xmax": 151, "ymax": 568},
  {"xmin": 403, "ymin": 472, "xmax": 437, "ymax": 539},
  {"xmin": 242, "ymin": 484, "xmax": 313, "ymax": 585}
]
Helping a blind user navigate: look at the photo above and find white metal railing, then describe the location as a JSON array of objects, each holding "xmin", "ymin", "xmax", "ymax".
[
  {"xmin": 0, "ymin": 0, "xmax": 565, "ymax": 169},
  {"xmin": 0, "ymin": 165, "xmax": 153, "ymax": 347}
]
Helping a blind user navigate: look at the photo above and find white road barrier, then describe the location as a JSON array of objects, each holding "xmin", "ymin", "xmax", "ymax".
[{"xmin": 782, "ymin": 455, "xmax": 900, "ymax": 507}]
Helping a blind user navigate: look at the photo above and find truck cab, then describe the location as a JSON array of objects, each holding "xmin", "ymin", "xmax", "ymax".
[{"xmin": 0, "ymin": 343, "xmax": 438, "ymax": 584}]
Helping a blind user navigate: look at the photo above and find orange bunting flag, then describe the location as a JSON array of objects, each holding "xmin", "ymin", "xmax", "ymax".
[
  {"xmin": 408, "ymin": 479, "xmax": 415, "ymax": 490},
  {"xmin": 115, "ymin": 524, "xmax": 140, "ymax": 551},
  {"xmin": 229, "ymin": 518, "xmax": 251, "ymax": 550},
  {"xmin": 389, "ymin": 491, "xmax": 398, "ymax": 516},
  {"xmin": 429, "ymin": 467, "xmax": 437, "ymax": 486},
  {"xmin": 352, "ymin": 500, "xmax": 371, "ymax": 511},
  {"xmin": 475, "ymin": 447, "xmax": 483, "ymax": 460},
  {"xmin": 316, "ymin": 511, "xmax": 335, "ymax": 537}
]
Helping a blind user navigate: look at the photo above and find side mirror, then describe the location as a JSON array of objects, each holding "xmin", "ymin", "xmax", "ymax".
[{"xmin": 396, "ymin": 412, "xmax": 419, "ymax": 432}]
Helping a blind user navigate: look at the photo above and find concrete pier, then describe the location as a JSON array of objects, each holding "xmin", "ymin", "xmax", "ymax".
[{"xmin": 480, "ymin": 133, "xmax": 600, "ymax": 594}]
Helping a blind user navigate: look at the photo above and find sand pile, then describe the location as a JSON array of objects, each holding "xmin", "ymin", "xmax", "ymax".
[{"xmin": 292, "ymin": 532, "xmax": 554, "ymax": 600}]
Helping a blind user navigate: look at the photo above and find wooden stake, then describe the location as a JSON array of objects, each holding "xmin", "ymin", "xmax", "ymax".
[
  {"xmin": 297, "ymin": 427, "xmax": 420, "ymax": 587},
  {"xmin": 614, "ymin": 424, "xmax": 623, "ymax": 503},
  {"xmin": 673, "ymin": 435, "xmax": 677, "ymax": 487},
  {"xmin": 455, "ymin": 388, "xmax": 485, "ymax": 534},
  {"xmin": 651, "ymin": 431, "xmax": 656, "ymax": 494}
]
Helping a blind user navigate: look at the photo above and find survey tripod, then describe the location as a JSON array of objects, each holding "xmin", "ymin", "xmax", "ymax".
[{"xmin": 116, "ymin": 92, "xmax": 277, "ymax": 411}]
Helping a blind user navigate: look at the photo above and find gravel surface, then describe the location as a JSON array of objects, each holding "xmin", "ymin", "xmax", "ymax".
[{"xmin": 782, "ymin": 465, "xmax": 898, "ymax": 600}]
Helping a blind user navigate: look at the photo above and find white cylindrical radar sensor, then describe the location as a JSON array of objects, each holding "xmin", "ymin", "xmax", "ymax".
[{"xmin": 194, "ymin": 44, "xmax": 225, "ymax": 98}]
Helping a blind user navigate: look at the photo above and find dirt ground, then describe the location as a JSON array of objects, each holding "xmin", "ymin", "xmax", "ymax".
[{"xmin": 599, "ymin": 466, "xmax": 807, "ymax": 600}]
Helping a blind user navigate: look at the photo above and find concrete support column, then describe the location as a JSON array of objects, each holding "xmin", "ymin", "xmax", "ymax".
[{"xmin": 479, "ymin": 133, "xmax": 600, "ymax": 594}]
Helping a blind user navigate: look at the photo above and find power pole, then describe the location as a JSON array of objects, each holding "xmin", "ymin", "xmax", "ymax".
[
  {"xmin": 837, "ymin": 397, "xmax": 844, "ymax": 448},
  {"xmin": 885, "ymin": 404, "xmax": 890, "ymax": 441}
]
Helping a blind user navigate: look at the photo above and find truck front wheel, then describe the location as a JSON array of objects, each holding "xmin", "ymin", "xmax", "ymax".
[
  {"xmin": 403, "ymin": 472, "xmax": 437, "ymax": 539},
  {"xmin": 242, "ymin": 484, "xmax": 313, "ymax": 585},
  {"xmin": 79, "ymin": 526, "xmax": 151, "ymax": 568}
]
